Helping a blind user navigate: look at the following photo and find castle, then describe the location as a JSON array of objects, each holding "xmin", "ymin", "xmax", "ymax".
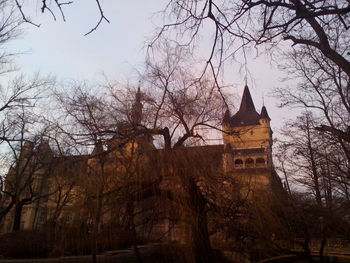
[{"xmin": 0, "ymin": 85, "xmax": 280, "ymax": 244}]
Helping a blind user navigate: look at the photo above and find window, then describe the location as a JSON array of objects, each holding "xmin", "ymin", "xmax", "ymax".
[
  {"xmin": 245, "ymin": 158, "xmax": 254, "ymax": 168},
  {"xmin": 234, "ymin": 159, "xmax": 243, "ymax": 168}
]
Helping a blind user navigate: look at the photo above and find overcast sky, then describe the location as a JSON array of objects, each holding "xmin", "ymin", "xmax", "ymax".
[{"xmin": 9, "ymin": 1, "xmax": 294, "ymax": 133}]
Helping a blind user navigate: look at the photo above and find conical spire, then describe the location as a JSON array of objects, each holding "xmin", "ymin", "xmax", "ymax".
[
  {"xmin": 92, "ymin": 140, "xmax": 104, "ymax": 155},
  {"xmin": 239, "ymin": 85, "xmax": 257, "ymax": 113},
  {"xmin": 38, "ymin": 140, "xmax": 52, "ymax": 154},
  {"xmin": 131, "ymin": 87, "xmax": 143, "ymax": 125},
  {"xmin": 228, "ymin": 85, "xmax": 261, "ymax": 127},
  {"xmin": 37, "ymin": 140, "xmax": 53, "ymax": 160},
  {"xmin": 260, "ymin": 105, "xmax": 270, "ymax": 120},
  {"xmin": 222, "ymin": 109, "xmax": 231, "ymax": 124},
  {"xmin": 135, "ymin": 86, "xmax": 141, "ymax": 103}
]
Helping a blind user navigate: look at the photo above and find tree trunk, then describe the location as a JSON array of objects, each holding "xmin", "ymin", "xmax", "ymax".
[
  {"xmin": 186, "ymin": 176, "xmax": 213, "ymax": 263},
  {"xmin": 306, "ymin": 117, "xmax": 322, "ymax": 208},
  {"xmin": 91, "ymin": 237, "xmax": 97, "ymax": 263},
  {"xmin": 12, "ymin": 202, "xmax": 24, "ymax": 231},
  {"xmin": 126, "ymin": 201, "xmax": 143, "ymax": 263},
  {"xmin": 91, "ymin": 196, "xmax": 102, "ymax": 263}
]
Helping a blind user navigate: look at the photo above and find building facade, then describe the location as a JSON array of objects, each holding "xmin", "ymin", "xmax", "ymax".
[
  {"xmin": 0, "ymin": 85, "xmax": 281, "ymax": 237},
  {"xmin": 222, "ymin": 85, "xmax": 279, "ymax": 192}
]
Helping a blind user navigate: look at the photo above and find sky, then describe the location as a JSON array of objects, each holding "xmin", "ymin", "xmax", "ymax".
[{"xmin": 9, "ymin": 1, "xmax": 294, "ymax": 134}]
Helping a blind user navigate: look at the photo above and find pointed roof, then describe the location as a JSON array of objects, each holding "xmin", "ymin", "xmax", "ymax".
[
  {"xmin": 222, "ymin": 109, "xmax": 231, "ymax": 124},
  {"xmin": 260, "ymin": 105, "xmax": 270, "ymax": 120},
  {"xmin": 226, "ymin": 85, "xmax": 261, "ymax": 127},
  {"xmin": 135, "ymin": 86, "xmax": 141, "ymax": 103},
  {"xmin": 19, "ymin": 141, "xmax": 34, "ymax": 159},
  {"xmin": 91, "ymin": 140, "xmax": 104, "ymax": 155},
  {"xmin": 38, "ymin": 140, "xmax": 53, "ymax": 156},
  {"xmin": 131, "ymin": 87, "xmax": 143, "ymax": 125},
  {"xmin": 239, "ymin": 85, "xmax": 257, "ymax": 113}
]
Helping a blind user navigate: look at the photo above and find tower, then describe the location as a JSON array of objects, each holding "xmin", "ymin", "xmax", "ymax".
[
  {"xmin": 222, "ymin": 85, "xmax": 275, "ymax": 188},
  {"xmin": 131, "ymin": 87, "xmax": 143, "ymax": 126},
  {"xmin": 108, "ymin": 86, "xmax": 154, "ymax": 154}
]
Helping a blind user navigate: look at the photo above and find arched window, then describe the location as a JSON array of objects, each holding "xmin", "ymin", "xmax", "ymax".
[
  {"xmin": 234, "ymin": 159, "xmax": 243, "ymax": 168},
  {"xmin": 245, "ymin": 158, "xmax": 254, "ymax": 168},
  {"xmin": 256, "ymin": 157, "xmax": 265, "ymax": 167}
]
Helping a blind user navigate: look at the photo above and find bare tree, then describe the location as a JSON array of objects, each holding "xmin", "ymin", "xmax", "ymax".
[
  {"xmin": 0, "ymin": 78, "xmax": 53, "ymax": 226},
  {"xmin": 153, "ymin": 1, "xmax": 350, "ymax": 157},
  {"xmin": 274, "ymin": 112, "xmax": 350, "ymax": 257},
  {"xmin": 108, "ymin": 45, "xmax": 226, "ymax": 149},
  {"xmin": 0, "ymin": 0, "xmax": 58, "ymax": 232},
  {"xmin": 0, "ymin": 127, "xmax": 55, "ymax": 231},
  {"xmin": 0, "ymin": 75, "xmax": 54, "ymax": 228},
  {"xmin": 49, "ymin": 46, "xmax": 229, "ymax": 261},
  {"xmin": 151, "ymin": 1, "xmax": 349, "ymax": 80},
  {"xmin": 274, "ymin": 42, "xmax": 350, "ymax": 152},
  {"xmin": 103, "ymin": 49, "xmax": 233, "ymax": 262},
  {"xmin": 280, "ymin": 113, "xmax": 349, "ymax": 203},
  {"xmin": 13, "ymin": 0, "xmax": 109, "ymax": 35},
  {"xmin": 272, "ymin": 36, "xmax": 350, "ymax": 208},
  {"xmin": 51, "ymin": 84, "xmax": 112, "ymax": 261}
]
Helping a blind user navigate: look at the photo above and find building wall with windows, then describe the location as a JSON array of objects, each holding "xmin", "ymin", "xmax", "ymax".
[
  {"xmin": 1, "ymin": 85, "xmax": 281, "ymax": 240},
  {"xmin": 222, "ymin": 85, "xmax": 278, "ymax": 190}
]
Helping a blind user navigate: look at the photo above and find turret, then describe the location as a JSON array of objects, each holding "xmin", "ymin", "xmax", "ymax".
[
  {"xmin": 222, "ymin": 109, "xmax": 231, "ymax": 126},
  {"xmin": 259, "ymin": 105, "xmax": 273, "ymax": 142},
  {"xmin": 108, "ymin": 86, "xmax": 154, "ymax": 154},
  {"xmin": 37, "ymin": 140, "xmax": 53, "ymax": 163},
  {"xmin": 131, "ymin": 87, "xmax": 154, "ymax": 146},
  {"xmin": 259, "ymin": 105, "xmax": 271, "ymax": 126},
  {"xmin": 91, "ymin": 140, "xmax": 104, "ymax": 156},
  {"xmin": 38, "ymin": 140, "xmax": 53, "ymax": 155},
  {"xmin": 18, "ymin": 141, "xmax": 35, "ymax": 163}
]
